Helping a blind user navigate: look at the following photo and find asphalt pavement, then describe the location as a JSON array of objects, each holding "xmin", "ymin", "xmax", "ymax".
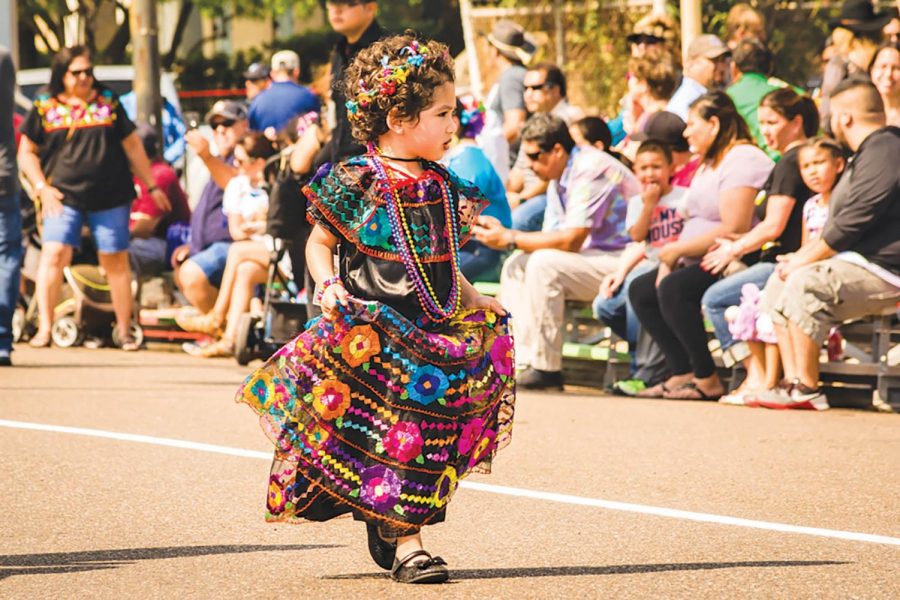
[{"xmin": 1, "ymin": 346, "xmax": 898, "ymax": 599}]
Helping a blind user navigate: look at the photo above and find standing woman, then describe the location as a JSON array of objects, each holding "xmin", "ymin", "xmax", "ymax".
[
  {"xmin": 699, "ymin": 88, "xmax": 819, "ymax": 401},
  {"xmin": 18, "ymin": 46, "xmax": 170, "ymax": 350},
  {"xmin": 629, "ymin": 91, "xmax": 773, "ymax": 400},
  {"xmin": 869, "ymin": 43, "xmax": 900, "ymax": 126}
]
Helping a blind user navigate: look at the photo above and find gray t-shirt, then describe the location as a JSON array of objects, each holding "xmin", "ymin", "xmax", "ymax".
[
  {"xmin": 489, "ymin": 64, "xmax": 526, "ymax": 164},
  {"xmin": 0, "ymin": 45, "xmax": 17, "ymax": 198}
]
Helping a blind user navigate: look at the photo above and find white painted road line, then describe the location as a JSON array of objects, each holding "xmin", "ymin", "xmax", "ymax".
[{"xmin": 2, "ymin": 418, "xmax": 899, "ymax": 548}]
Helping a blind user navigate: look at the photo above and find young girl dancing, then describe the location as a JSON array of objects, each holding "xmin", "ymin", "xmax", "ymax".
[{"xmin": 236, "ymin": 34, "xmax": 515, "ymax": 584}]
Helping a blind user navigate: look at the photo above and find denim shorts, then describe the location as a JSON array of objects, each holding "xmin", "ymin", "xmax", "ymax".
[
  {"xmin": 42, "ymin": 203, "xmax": 131, "ymax": 253},
  {"xmin": 187, "ymin": 241, "xmax": 231, "ymax": 287}
]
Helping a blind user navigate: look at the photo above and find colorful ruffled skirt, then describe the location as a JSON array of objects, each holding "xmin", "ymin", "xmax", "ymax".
[{"xmin": 236, "ymin": 300, "xmax": 515, "ymax": 536}]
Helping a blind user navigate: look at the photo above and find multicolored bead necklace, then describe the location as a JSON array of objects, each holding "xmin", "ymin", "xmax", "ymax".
[{"xmin": 369, "ymin": 155, "xmax": 461, "ymax": 323}]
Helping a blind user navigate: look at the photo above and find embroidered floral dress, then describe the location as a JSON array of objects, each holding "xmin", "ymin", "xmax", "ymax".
[{"xmin": 236, "ymin": 155, "xmax": 516, "ymax": 536}]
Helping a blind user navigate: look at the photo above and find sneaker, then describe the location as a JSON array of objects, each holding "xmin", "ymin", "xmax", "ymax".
[
  {"xmin": 744, "ymin": 379, "xmax": 794, "ymax": 408},
  {"xmin": 754, "ymin": 382, "xmax": 830, "ymax": 411},
  {"xmin": 609, "ymin": 379, "xmax": 647, "ymax": 397},
  {"xmin": 518, "ymin": 367, "xmax": 564, "ymax": 391},
  {"xmin": 718, "ymin": 391, "xmax": 747, "ymax": 406},
  {"xmin": 0, "ymin": 351, "xmax": 11, "ymax": 367}
]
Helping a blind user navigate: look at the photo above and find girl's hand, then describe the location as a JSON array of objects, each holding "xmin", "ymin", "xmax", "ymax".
[
  {"xmin": 39, "ymin": 185, "xmax": 66, "ymax": 218},
  {"xmin": 320, "ymin": 283, "xmax": 349, "ymax": 320},
  {"xmin": 468, "ymin": 294, "xmax": 508, "ymax": 316}
]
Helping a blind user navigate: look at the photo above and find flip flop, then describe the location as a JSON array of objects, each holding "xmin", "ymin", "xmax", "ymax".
[
  {"xmin": 663, "ymin": 382, "xmax": 722, "ymax": 401},
  {"xmin": 28, "ymin": 331, "xmax": 51, "ymax": 348}
]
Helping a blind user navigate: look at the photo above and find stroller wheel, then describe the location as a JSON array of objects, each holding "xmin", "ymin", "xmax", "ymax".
[
  {"xmin": 51, "ymin": 316, "xmax": 83, "ymax": 348},
  {"xmin": 111, "ymin": 322, "xmax": 145, "ymax": 348},
  {"xmin": 235, "ymin": 312, "xmax": 261, "ymax": 366}
]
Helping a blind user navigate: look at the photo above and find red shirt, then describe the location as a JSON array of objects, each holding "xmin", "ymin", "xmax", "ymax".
[{"xmin": 131, "ymin": 160, "xmax": 191, "ymax": 238}]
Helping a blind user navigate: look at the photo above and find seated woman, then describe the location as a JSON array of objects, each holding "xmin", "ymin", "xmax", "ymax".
[
  {"xmin": 177, "ymin": 132, "xmax": 279, "ymax": 357},
  {"xmin": 628, "ymin": 91, "xmax": 774, "ymax": 400},
  {"xmin": 699, "ymin": 88, "xmax": 819, "ymax": 403},
  {"xmin": 445, "ymin": 94, "xmax": 511, "ymax": 282}
]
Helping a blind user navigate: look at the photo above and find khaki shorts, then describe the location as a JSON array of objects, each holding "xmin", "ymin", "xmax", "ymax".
[{"xmin": 759, "ymin": 258, "xmax": 900, "ymax": 344}]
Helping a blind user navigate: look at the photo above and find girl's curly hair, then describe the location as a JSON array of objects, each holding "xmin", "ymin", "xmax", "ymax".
[{"xmin": 342, "ymin": 33, "xmax": 455, "ymax": 143}]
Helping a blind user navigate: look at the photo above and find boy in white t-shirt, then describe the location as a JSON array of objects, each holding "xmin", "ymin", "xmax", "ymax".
[{"xmin": 593, "ymin": 141, "xmax": 687, "ymax": 395}]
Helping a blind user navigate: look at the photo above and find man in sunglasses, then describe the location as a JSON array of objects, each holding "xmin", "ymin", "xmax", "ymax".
[
  {"xmin": 175, "ymin": 100, "xmax": 248, "ymax": 313},
  {"xmin": 507, "ymin": 63, "xmax": 584, "ymax": 232},
  {"xmin": 474, "ymin": 114, "xmax": 640, "ymax": 390}
]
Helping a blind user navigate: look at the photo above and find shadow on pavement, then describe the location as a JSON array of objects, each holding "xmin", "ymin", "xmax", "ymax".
[
  {"xmin": 326, "ymin": 560, "xmax": 849, "ymax": 581},
  {"xmin": 0, "ymin": 544, "xmax": 338, "ymax": 580}
]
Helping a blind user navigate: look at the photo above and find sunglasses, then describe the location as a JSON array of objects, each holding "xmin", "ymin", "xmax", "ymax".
[
  {"xmin": 629, "ymin": 34, "xmax": 663, "ymax": 46},
  {"xmin": 524, "ymin": 147, "xmax": 551, "ymax": 162},
  {"xmin": 68, "ymin": 67, "xmax": 94, "ymax": 78},
  {"xmin": 212, "ymin": 119, "xmax": 237, "ymax": 129},
  {"xmin": 524, "ymin": 82, "xmax": 552, "ymax": 92}
]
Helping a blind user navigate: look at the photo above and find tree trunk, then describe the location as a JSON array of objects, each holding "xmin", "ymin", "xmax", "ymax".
[{"xmin": 163, "ymin": 0, "xmax": 194, "ymax": 69}]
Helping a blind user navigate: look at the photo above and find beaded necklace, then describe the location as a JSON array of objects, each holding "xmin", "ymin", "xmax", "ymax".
[{"xmin": 369, "ymin": 155, "xmax": 461, "ymax": 323}]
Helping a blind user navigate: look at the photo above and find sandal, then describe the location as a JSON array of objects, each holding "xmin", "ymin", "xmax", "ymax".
[
  {"xmin": 119, "ymin": 335, "xmax": 141, "ymax": 352},
  {"xmin": 366, "ymin": 523, "xmax": 397, "ymax": 570},
  {"xmin": 390, "ymin": 550, "xmax": 449, "ymax": 584},
  {"xmin": 175, "ymin": 312, "xmax": 224, "ymax": 336},
  {"xmin": 635, "ymin": 382, "xmax": 670, "ymax": 398},
  {"xmin": 184, "ymin": 338, "xmax": 234, "ymax": 358},
  {"xmin": 663, "ymin": 381, "xmax": 722, "ymax": 401},
  {"xmin": 28, "ymin": 331, "xmax": 52, "ymax": 348}
]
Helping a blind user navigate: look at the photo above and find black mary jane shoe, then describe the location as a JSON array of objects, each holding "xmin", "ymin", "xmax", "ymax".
[
  {"xmin": 390, "ymin": 549, "xmax": 449, "ymax": 584},
  {"xmin": 366, "ymin": 523, "xmax": 397, "ymax": 570}
]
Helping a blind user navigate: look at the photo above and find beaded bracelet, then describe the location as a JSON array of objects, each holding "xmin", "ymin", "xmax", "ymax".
[{"xmin": 314, "ymin": 276, "xmax": 344, "ymax": 303}]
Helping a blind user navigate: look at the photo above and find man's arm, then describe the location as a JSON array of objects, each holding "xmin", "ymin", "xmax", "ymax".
[
  {"xmin": 822, "ymin": 138, "xmax": 897, "ymax": 253},
  {"xmin": 473, "ymin": 216, "xmax": 589, "ymax": 253}
]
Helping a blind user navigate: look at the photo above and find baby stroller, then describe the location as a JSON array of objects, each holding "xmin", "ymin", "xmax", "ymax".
[
  {"xmin": 50, "ymin": 264, "xmax": 144, "ymax": 348},
  {"xmin": 233, "ymin": 150, "xmax": 309, "ymax": 365}
]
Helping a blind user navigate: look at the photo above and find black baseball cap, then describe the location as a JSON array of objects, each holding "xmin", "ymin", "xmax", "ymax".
[
  {"xmin": 242, "ymin": 62, "xmax": 270, "ymax": 81},
  {"xmin": 630, "ymin": 111, "xmax": 689, "ymax": 152}
]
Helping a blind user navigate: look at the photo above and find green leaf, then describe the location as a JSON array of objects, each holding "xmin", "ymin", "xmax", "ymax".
[
  {"xmin": 393, "ymin": 504, "xmax": 405, "ymax": 516},
  {"xmin": 415, "ymin": 455, "xmax": 425, "ymax": 464},
  {"xmin": 349, "ymin": 488, "xmax": 359, "ymax": 498}
]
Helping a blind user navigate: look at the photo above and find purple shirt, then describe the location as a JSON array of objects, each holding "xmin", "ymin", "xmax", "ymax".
[
  {"xmin": 189, "ymin": 156, "xmax": 234, "ymax": 256},
  {"xmin": 543, "ymin": 146, "xmax": 640, "ymax": 252},
  {"xmin": 680, "ymin": 144, "xmax": 773, "ymax": 244}
]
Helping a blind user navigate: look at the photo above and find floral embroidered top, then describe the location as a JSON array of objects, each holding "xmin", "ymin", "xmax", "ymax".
[
  {"xmin": 304, "ymin": 155, "xmax": 487, "ymax": 327},
  {"xmin": 20, "ymin": 85, "xmax": 137, "ymax": 212}
]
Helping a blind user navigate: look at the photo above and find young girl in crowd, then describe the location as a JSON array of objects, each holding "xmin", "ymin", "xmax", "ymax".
[
  {"xmin": 236, "ymin": 34, "xmax": 515, "ymax": 584},
  {"xmin": 725, "ymin": 138, "xmax": 845, "ymax": 407}
]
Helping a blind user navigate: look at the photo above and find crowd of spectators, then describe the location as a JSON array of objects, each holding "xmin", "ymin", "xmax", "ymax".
[{"xmin": 3, "ymin": 0, "xmax": 898, "ymax": 412}]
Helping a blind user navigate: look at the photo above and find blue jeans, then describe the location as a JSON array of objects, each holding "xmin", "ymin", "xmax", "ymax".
[
  {"xmin": 593, "ymin": 260, "xmax": 656, "ymax": 371},
  {"xmin": 701, "ymin": 262, "xmax": 777, "ymax": 351},
  {"xmin": 0, "ymin": 192, "xmax": 23, "ymax": 354},
  {"xmin": 511, "ymin": 194, "xmax": 547, "ymax": 232},
  {"xmin": 460, "ymin": 240, "xmax": 503, "ymax": 282}
]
